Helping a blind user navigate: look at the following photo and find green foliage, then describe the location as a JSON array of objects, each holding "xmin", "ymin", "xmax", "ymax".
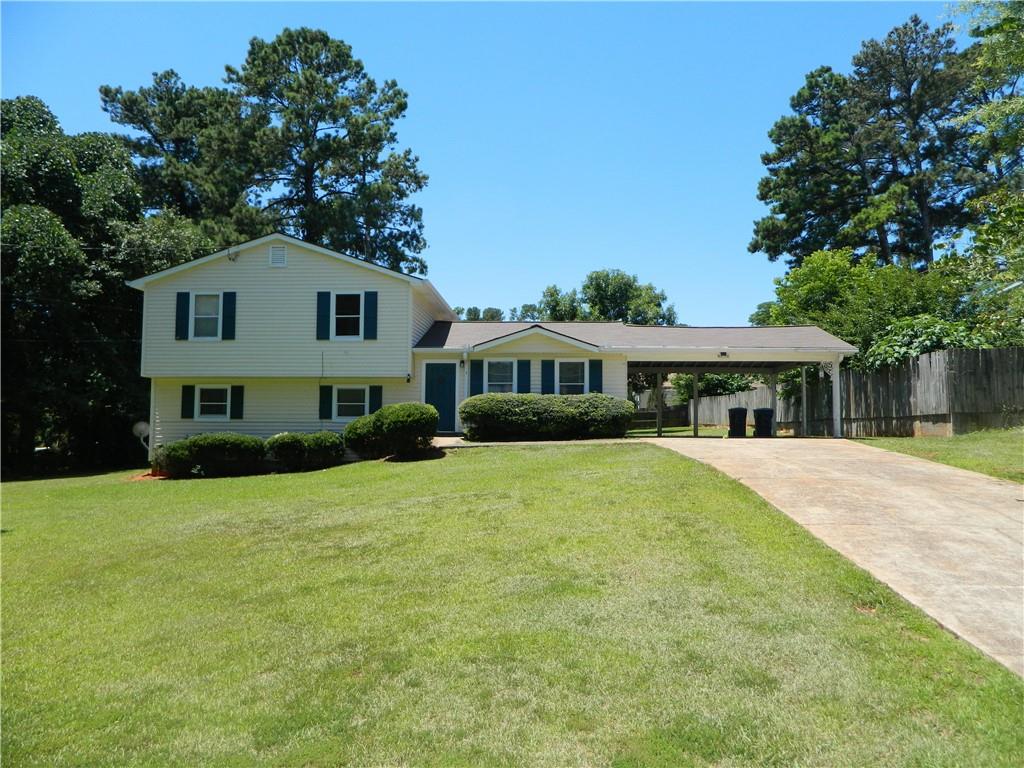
[
  {"xmin": 302, "ymin": 431, "xmax": 347, "ymax": 470},
  {"xmin": 265, "ymin": 432, "xmax": 309, "ymax": 472},
  {"xmin": 862, "ymin": 315, "xmax": 999, "ymax": 370},
  {"xmin": 344, "ymin": 403, "xmax": 438, "ymax": 458},
  {"xmin": 537, "ymin": 269, "xmax": 677, "ymax": 325},
  {"xmin": 343, "ymin": 414, "xmax": 384, "ymax": 459},
  {"xmin": 458, "ymin": 393, "xmax": 635, "ymax": 441},
  {"xmin": 669, "ymin": 373, "xmax": 755, "ymax": 405},
  {"xmin": 265, "ymin": 430, "xmax": 346, "ymax": 472},
  {"xmin": 153, "ymin": 432, "xmax": 266, "ymax": 478}
]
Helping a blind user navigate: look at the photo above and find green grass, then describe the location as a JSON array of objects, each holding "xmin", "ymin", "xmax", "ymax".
[
  {"xmin": 627, "ymin": 425, "xmax": 741, "ymax": 438},
  {"xmin": 857, "ymin": 427, "xmax": 1024, "ymax": 483},
  {"xmin": 3, "ymin": 445, "xmax": 1021, "ymax": 767}
]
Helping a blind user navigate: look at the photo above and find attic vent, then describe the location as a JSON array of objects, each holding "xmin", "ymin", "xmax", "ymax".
[{"xmin": 269, "ymin": 245, "xmax": 287, "ymax": 267}]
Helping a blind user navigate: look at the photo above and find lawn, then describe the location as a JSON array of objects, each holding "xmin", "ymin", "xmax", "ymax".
[
  {"xmin": 857, "ymin": 427, "xmax": 1024, "ymax": 483},
  {"xmin": 3, "ymin": 445, "xmax": 1021, "ymax": 767}
]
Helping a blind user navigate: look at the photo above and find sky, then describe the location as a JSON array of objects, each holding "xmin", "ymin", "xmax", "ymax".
[{"xmin": 2, "ymin": 1, "xmax": 962, "ymax": 325}]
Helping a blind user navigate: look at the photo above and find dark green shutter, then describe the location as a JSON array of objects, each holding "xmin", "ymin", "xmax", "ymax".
[
  {"xmin": 541, "ymin": 360, "xmax": 555, "ymax": 394},
  {"xmin": 175, "ymin": 292, "xmax": 190, "ymax": 340},
  {"xmin": 319, "ymin": 385, "xmax": 333, "ymax": 419},
  {"xmin": 180, "ymin": 385, "xmax": 195, "ymax": 419},
  {"xmin": 363, "ymin": 291, "xmax": 377, "ymax": 339},
  {"xmin": 230, "ymin": 385, "xmax": 244, "ymax": 419},
  {"xmin": 470, "ymin": 360, "xmax": 483, "ymax": 395},
  {"xmin": 369, "ymin": 385, "xmax": 383, "ymax": 413},
  {"xmin": 589, "ymin": 360, "xmax": 603, "ymax": 393},
  {"xmin": 222, "ymin": 292, "xmax": 236, "ymax": 340},
  {"xmin": 316, "ymin": 292, "xmax": 331, "ymax": 340},
  {"xmin": 517, "ymin": 360, "xmax": 531, "ymax": 393}
]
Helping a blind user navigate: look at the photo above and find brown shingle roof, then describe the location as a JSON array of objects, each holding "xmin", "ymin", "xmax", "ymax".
[{"xmin": 415, "ymin": 321, "xmax": 857, "ymax": 352}]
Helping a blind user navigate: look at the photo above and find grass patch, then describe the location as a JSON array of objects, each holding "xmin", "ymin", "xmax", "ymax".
[
  {"xmin": 3, "ymin": 445, "xmax": 1021, "ymax": 766},
  {"xmin": 857, "ymin": 427, "xmax": 1024, "ymax": 483}
]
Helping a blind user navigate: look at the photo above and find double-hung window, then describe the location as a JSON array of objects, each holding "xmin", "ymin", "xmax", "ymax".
[
  {"xmin": 485, "ymin": 360, "xmax": 515, "ymax": 393},
  {"xmin": 192, "ymin": 293, "xmax": 221, "ymax": 339},
  {"xmin": 557, "ymin": 360, "xmax": 587, "ymax": 395},
  {"xmin": 335, "ymin": 386, "xmax": 368, "ymax": 420},
  {"xmin": 196, "ymin": 386, "xmax": 229, "ymax": 419},
  {"xmin": 334, "ymin": 293, "xmax": 362, "ymax": 338}
]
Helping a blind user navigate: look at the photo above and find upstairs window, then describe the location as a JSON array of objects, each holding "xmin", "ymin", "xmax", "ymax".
[
  {"xmin": 486, "ymin": 360, "xmax": 515, "ymax": 393},
  {"xmin": 334, "ymin": 293, "xmax": 362, "ymax": 338},
  {"xmin": 557, "ymin": 360, "xmax": 586, "ymax": 395},
  {"xmin": 196, "ymin": 386, "xmax": 229, "ymax": 419},
  {"xmin": 192, "ymin": 294, "xmax": 221, "ymax": 339},
  {"xmin": 335, "ymin": 387, "xmax": 368, "ymax": 420}
]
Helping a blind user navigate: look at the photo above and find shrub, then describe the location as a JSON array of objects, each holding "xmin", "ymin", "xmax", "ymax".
[
  {"xmin": 266, "ymin": 432, "xmax": 308, "ymax": 472},
  {"xmin": 152, "ymin": 432, "xmax": 266, "ymax": 478},
  {"xmin": 344, "ymin": 403, "xmax": 439, "ymax": 458},
  {"xmin": 344, "ymin": 414, "xmax": 384, "ymax": 459},
  {"xmin": 302, "ymin": 431, "xmax": 346, "ymax": 469},
  {"xmin": 458, "ymin": 393, "xmax": 635, "ymax": 441}
]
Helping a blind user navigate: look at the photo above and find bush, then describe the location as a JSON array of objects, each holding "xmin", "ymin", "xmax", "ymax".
[
  {"xmin": 266, "ymin": 432, "xmax": 308, "ymax": 472},
  {"xmin": 344, "ymin": 403, "xmax": 439, "ymax": 458},
  {"xmin": 302, "ymin": 431, "xmax": 346, "ymax": 469},
  {"xmin": 458, "ymin": 393, "xmax": 635, "ymax": 441},
  {"xmin": 152, "ymin": 432, "xmax": 265, "ymax": 478}
]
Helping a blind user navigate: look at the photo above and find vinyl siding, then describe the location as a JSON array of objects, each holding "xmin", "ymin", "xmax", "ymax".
[
  {"xmin": 140, "ymin": 241, "xmax": 412, "ymax": 378},
  {"xmin": 411, "ymin": 291, "xmax": 438, "ymax": 346}
]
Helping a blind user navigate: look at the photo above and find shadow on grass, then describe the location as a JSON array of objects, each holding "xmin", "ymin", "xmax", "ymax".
[{"xmin": 384, "ymin": 447, "xmax": 448, "ymax": 463}]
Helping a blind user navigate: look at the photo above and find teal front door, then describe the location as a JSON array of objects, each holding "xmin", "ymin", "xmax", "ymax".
[{"xmin": 424, "ymin": 363, "xmax": 457, "ymax": 433}]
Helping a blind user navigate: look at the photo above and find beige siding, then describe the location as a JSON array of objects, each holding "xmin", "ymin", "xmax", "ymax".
[
  {"xmin": 411, "ymin": 291, "xmax": 438, "ymax": 346},
  {"xmin": 141, "ymin": 241, "xmax": 412, "ymax": 378}
]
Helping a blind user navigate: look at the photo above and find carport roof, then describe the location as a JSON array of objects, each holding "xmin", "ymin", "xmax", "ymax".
[{"xmin": 414, "ymin": 321, "xmax": 857, "ymax": 353}]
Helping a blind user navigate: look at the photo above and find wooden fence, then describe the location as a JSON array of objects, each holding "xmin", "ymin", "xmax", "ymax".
[{"xmin": 691, "ymin": 347, "xmax": 1024, "ymax": 437}]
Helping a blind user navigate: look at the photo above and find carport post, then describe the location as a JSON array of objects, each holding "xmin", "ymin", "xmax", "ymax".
[
  {"xmin": 692, "ymin": 372, "xmax": 700, "ymax": 437},
  {"xmin": 831, "ymin": 356, "xmax": 844, "ymax": 438},
  {"xmin": 769, "ymin": 373, "xmax": 777, "ymax": 436},
  {"xmin": 800, "ymin": 366, "xmax": 808, "ymax": 436},
  {"xmin": 655, "ymin": 372, "xmax": 664, "ymax": 437}
]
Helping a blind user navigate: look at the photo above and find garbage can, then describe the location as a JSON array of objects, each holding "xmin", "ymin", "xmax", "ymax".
[
  {"xmin": 728, "ymin": 407, "xmax": 747, "ymax": 438},
  {"xmin": 753, "ymin": 408, "xmax": 774, "ymax": 438}
]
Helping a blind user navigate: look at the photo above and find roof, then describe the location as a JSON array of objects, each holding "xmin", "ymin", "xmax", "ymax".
[{"xmin": 415, "ymin": 321, "xmax": 858, "ymax": 353}]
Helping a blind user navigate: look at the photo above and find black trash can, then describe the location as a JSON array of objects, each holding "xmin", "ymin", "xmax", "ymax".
[
  {"xmin": 753, "ymin": 408, "xmax": 774, "ymax": 438},
  {"xmin": 728, "ymin": 407, "xmax": 747, "ymax": 438}
]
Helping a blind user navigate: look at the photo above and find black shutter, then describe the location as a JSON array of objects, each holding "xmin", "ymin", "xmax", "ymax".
[
  {"xmin": 181, "ymin": 385, "xmax": 195, "ymax": 419},
  {"xmin": 363, "ymin": 291, "xmax": 378, "ymax": 339},
  {"xmin": 230, "ymin": 385, "xmax": 244, "ymax": 419},
  {"xmin": 222, "ymin": 292, "xmax": 236, "ymax": 340},
  {"xmin": 541, "ymin": 360, "xmax": 555, "ymax": 394},
  {"xmin": 517, "ymin": 360, "xmax": 531, "ymax": 393},
  {"xmin": 316, "ymin": 292, "xmax": 331, "ymax": 340},
  {"xmin": 589, "ymin": 360, "xmax": 603, "ymax": 393},
  {"xmin": 470, "ymin": 360, "xmax": 483, "ymax": 395},
  {"xmin": 369, "ymin": 385, "xmax": 383, "ymax": 413},
  {"xmin": 319, "ymin": 385, "xmax": 333, "ymax": 420},
  {"xmin": 175, "ymin": 292, "xmax": 190, "ymax": 340}
]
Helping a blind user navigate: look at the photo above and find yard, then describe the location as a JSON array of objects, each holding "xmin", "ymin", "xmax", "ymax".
[
  {"xmin": 856, "ymin": 427, "xmax": 1024, "ymax": 483},
  {"xmin": 3, "ymin": 444, "xmax": 1021, "ymax": 766}
]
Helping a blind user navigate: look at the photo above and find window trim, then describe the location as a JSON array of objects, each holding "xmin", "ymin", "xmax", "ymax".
[
  {"xmin": 331, "ymin": 291, "xmax": 365, "ymax": 341},
  {"xmin": 195, "ymin": 384, "xmax": 231, "ymax": 421},
  {"xmin": 332, "ymin": 385, "xmax": 369, "ymax": 422},
  {"xmin": 555, "ymin": 359, "xmax": 588, "ymax": 396},
  {"xmin": 189, "ymin": 291, "xmax": 223, "ymax": 341},
  {"xmin": 484, "ymin": 359, "xmax": 517, "ymax": 394}
]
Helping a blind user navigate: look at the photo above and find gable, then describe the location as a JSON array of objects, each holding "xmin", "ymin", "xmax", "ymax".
[{"xmin": 475, "ymin": 332, "xmax": 598, "ymax": 354}]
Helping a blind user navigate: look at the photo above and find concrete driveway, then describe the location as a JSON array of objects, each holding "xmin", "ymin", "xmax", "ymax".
[{"xmin": 646, "ymin": 437, "xmax": 1024, "ymax": 676}]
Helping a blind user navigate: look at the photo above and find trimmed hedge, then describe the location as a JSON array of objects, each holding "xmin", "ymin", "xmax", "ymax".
[
  {"xmin": 153, "ymin": 432, "xmax": 266, "ymax": 478},
  {"xmin": 266, "ymin": 431, "xmax": 346, "ymax": 472},
  {"xmin": 344, "ymin": 402, "xmax": 439, "ymax": 458},
  {"xmin": 458, "ymin": 393, "xmax": 635, "ymax": 441}
]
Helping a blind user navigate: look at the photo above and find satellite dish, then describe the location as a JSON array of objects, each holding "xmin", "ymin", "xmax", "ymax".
[{"xmin": 133, "ymin": 421, "xmax": 151, "ymax": 450}]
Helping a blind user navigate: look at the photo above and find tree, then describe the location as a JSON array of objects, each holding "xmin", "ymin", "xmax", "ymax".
[
  {"xmin": 536, "ymin": 270, "xmax": 677, "ymax": 324},
  {"xmin": 669, "ymin": 373, "xmax": 754, "ymax": 405},
  {"xmin": 508, "ymin": 303, "xmax": 541, "ymax": 321},
  {"xmin": 481, "ymin": 307, "xmax": 504, "ymax": 321},
  {"xmin": 751, "ymin": 16, "xmax": 998, "ymax": 268},
  {"xmin": 226, "ymin": 28, "xmax": 429, "ymax": 273}
]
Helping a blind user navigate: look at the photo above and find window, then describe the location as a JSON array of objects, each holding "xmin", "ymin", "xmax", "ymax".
[
  {"xmin": 269, "ymin": 245, "xmax": 287, "ymax": 267},
  {"xmin": 196, "ymin": 386, "xmax": 229, "ymax": 419},
  {"xmin": 335, "ymin": 387, "xmax": 368, "ymax": 420},
  {"xmin": 334, "ymin": 293, "xmax": 362, "ymax": 338},
  {"xmin": 192, "ymin": 293, "xmax": 221, "ymax": 339},
  {"xmin": 485, "ymin": 360, "xmax": 515, "ymax": 393},
  {"xmin": 557, "ymin": 360, "xmax": 586, "ymax": 395}
]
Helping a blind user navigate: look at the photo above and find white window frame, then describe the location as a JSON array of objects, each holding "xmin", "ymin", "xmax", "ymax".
[
  {"xmin": 333, "ymin": 385, "xmax": 369, "ymax": 422},
  {"xmin": 555, "ymin": 359, "xmax": 588, "ymax": 396},
  {"xmin": 195, "ymin": 384, "xmax": 231, "ymax": 421},
  {"xmin": 189, "ymin": 291, "xmax": 223, "ymax": 341},
  {"xmin": 332, "ymin": 291, "xmax": 364, "ymax": 341},
  {"xmin": 484, "ymin": 359, "xmax": 517, "ymax": 394}
]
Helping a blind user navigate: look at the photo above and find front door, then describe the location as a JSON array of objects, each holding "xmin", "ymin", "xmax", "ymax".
[{"xmin": 424, "ymin": 362, "xmax": 457, "ymax": 433}]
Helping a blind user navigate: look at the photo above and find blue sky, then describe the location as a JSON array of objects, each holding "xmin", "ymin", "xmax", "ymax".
[{"xmin": 2, "ymin": 2, "xmax": 959, "ymax": 325}]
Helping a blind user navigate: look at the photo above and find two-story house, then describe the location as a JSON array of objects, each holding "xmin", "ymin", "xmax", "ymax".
[{"xmin": 129, "ymin": 233, "xmax": 856, "ymax": 454}]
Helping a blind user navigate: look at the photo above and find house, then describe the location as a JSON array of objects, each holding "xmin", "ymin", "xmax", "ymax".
[{"xmin": 128, "ymin": 234, "xmax": 856, "ymax": 454}]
